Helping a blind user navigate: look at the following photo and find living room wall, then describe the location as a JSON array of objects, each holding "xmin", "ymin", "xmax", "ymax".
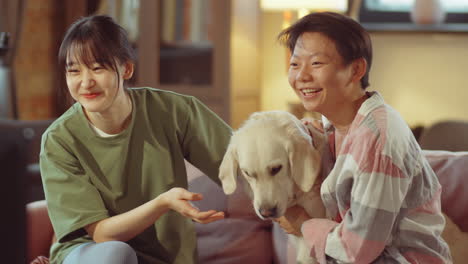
[
  {"xmin": 370, "ymin": 32, "xmax": 468, "ymax": 127},
  {"xmin": 259, "ymin": 12, "xmax": 468, "ymax": 128}
]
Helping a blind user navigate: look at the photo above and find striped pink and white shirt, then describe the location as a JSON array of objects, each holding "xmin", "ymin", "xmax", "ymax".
[{"xmin": 301, "ymin": 92, "xmax": 452, "ymax": 264}]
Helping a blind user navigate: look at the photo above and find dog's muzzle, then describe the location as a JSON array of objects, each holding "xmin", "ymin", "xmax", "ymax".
[{"xmin": 258, "ymin": 206, "xmax": 278, "ymax": 219}]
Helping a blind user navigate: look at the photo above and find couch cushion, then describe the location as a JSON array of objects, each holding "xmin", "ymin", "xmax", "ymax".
[
  {"xmin": 419, "ymin": 121, "xmax": 468, "ymax": 152},
  {"xmin": 423, "ymin": 150, "xmax": 468, "ymax": 232},
  {"xmin": 186, "ymin": 161, "xmax": 275, "ymax": 264}
]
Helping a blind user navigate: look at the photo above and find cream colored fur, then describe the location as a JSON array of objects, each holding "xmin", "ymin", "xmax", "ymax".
[{"xmin": 219, "ymin": 111, "xmax": 326, "ymax": 264}]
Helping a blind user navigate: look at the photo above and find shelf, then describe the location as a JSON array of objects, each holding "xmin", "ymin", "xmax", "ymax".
[{"xmin": 362, "ymin": 23, "xmax": 468, "ymax": 33}]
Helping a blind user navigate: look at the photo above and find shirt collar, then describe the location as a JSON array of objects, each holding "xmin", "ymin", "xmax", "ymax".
[{"xmin": 321, "ymin": 91, "xmax": 385, "ymax": 133}]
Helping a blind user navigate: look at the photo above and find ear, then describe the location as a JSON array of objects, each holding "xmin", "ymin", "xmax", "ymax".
[
  {"xmin": 303, "ymin": 122, "xmax": 326, "ymax": 150},
  {"xmin": 122, "ymin": 61, "xmax": 134, "ymax": 80},
  {"xmin": 219, "ymin": 142, "xmax": 239, "ymax": 195},
  {"xmin": 351, "ymin": 58, "xmax": 367, "ymax": 84},
  {"xmin": 287, "ymin": 127, "xmax": 322, "ymax": 193}
]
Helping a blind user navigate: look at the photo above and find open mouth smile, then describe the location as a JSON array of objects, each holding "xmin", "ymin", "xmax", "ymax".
[{"xmin": 300, "ymin": 88, "xmax": 323, "ymax": 97}]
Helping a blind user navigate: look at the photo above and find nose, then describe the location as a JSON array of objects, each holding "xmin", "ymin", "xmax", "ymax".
[
  {"xmin": 296, "ymin": 65, "xmax": 313, "ymax": 82},
  {"xmin": 80, "ymin": 71, "xmax": 96, "ymax": 89},
  {"xmin": 259, "ymin": 206, "xmax": 277, "ymax": 218}
]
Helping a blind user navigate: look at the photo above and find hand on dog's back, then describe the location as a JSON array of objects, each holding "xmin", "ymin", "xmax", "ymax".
[{"xmin": 302, "ymin": 118, "xmax": 324, "ymax": 133}]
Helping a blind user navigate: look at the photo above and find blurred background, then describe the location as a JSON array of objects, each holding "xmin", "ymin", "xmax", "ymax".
[{"xmin": 1, "ymin": 0, "xmax": 468, "ymax": 129}]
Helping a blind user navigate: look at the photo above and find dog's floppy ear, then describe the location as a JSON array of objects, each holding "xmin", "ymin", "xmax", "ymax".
[
  {"xmin": 287, "ymin": 124, "xmax": 322, "ymax": 193},
  {"xmin": 219, "ymin": 141, "xmax": 239, "ymax": 195}
]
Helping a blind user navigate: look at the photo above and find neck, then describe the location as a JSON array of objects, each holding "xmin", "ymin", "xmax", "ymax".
[
  {"xmin": 85, "ymin": 91, "xmax": 132, "ymax": 134},
  {"xmin": 325, "ymin": 91, "xmax": 368, "ymax": 133}
]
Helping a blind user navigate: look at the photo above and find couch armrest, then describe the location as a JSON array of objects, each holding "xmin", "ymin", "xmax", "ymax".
[
  {"xmin": 423, "ymin": 150, "xmax": 468, "ymax": 232},
  {"xmin": 27, "ymin": 200, "xmax": 54, "ymax": 263}
]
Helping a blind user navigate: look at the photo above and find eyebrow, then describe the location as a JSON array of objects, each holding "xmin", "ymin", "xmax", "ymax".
[
  {"xmin": 291, "ymin": 52, "xmax": 330, "ymax": 59},
  {"xmin": 66, "ymin": 60, "xmax": 101, "ymax": 68}
]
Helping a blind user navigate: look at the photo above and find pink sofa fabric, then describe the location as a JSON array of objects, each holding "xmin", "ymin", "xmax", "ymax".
[{"xmin": 423, "ymin": 150, "xmax": 468, "ymax": 232}]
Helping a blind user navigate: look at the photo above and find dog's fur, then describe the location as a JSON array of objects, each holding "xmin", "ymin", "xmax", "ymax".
[
  {"xmin": 219, "ymin": 110, "xmax": 468, "ymax": 264},
  {"xmin": 219, "ymin": 111, "xmax": 326, "ymax": 263}
]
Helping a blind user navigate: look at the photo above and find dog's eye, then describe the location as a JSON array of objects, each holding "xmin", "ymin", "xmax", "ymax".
[
  {"xmin": 242, "ymin": 170, "xmax": 251, "ymax": 177},
  {"xmin": 270, "ymin": 165, "xmax": 282, "ymax": 176}
]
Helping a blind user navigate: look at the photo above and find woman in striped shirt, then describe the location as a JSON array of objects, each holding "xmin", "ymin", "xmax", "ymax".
[{"xmin": 275, "ymin": 12, "xmax": 452, "ymax": 264}]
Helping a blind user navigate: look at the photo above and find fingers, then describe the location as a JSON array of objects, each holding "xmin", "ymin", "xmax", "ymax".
[
  {"xmin": 177, "ymin": 188, "xmax": 203, "ymax": 201},
  {"xmin": 188, "ymin": 193, "xmax": 203, "ymax": 201},
  {"xmin": 274, "ymin": 216, "xmax": 287, "ymax": 223},
  {"xmin": 164, "ymin": 188, "xmax": 225, "ymax": 224},
  {"xmin": 284, "ymin": 205, "xmax": 307, "ymax": 222},
  {"xmin": 277, "ymin": 220, "xmax": 295, "ymax": 235},
  {"xmin": 274, "ymin": 215, "xmax": 302, "ymax": 236},
  {"xmin": 192, "ymin": 210, "xmax": 225, "ymax": 224},
  {"xmin": 185, "ymin": 202, "xmax": 225, "ymax": 224},
  {"xmin": 302, "ymin": 118, "xmax": 324, "ymax": 133}
]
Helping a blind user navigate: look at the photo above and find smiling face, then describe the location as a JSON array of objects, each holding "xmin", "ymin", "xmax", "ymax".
[
  {"xmin": 65, "ymin": 45, "xmax": 133, "ymax": 116},
  {"xmin": 288, "ymin": 32, "xmax": 361, "ymax": 117},
  {"xmin": 58, "ymin": 16, "xmax": 137, "ymax": 118}
]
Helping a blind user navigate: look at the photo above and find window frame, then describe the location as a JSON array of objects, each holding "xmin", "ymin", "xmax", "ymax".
[{"xmin": 358, "ymin": 0, "xmax": 468, "ymax": 32}]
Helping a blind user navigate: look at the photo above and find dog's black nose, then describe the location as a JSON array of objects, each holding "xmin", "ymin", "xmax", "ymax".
[{"xmin": 259, "ymin": 206, "xmax": 277, "ymax": 218}]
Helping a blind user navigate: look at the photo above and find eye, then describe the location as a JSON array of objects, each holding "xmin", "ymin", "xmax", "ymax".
[
  {"xmin": 242, "ymin": 169, "xmax": 251, "ymax": 177},
  {"xmin": 66, "ymin": 69, "xmax": 79, "ymax": 74},
  {"xmin": 312, "ymin": 61, "xmax": 323, "ymax": 66},
  {"xmin": 270, "ymin": 165, "xmax": 282, "ymax": 176}
]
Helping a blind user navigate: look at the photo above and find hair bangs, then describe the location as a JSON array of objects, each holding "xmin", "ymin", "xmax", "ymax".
[
  {"xmin": 68, "ymin": 40, "xmax": 117, "ymax": 71},
  {"xmin": 59, "ymin": 22, "xmax": 119, "ymax": 74}
]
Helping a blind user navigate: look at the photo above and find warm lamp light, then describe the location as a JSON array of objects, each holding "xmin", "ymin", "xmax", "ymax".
[{"xmin": 260, "ymin": 0, "xmax": 348, "ymax": 13}]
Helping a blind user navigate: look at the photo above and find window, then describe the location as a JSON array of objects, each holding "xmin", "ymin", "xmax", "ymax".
[
  {"xmin": 358, "ymin": 0, "xmax": 468, "ymax": 31},
  {"xmin": 365, "ymin": 0, "xmax": 468, "ymax": 12}
]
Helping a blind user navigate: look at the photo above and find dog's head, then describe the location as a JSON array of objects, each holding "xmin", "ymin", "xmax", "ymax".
[{"xmin": 219, "ymin": 111, "xmax": 324, "ymax": 220}]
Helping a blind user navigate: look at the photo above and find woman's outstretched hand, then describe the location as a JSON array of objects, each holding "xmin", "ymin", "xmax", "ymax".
[
  {"xmin": 85, "ymin": 187, "xmax": 225, "ymax": 242},
  {"xmin": 159, "ymin": 187, "xmax": 225, "ymax": 224}
]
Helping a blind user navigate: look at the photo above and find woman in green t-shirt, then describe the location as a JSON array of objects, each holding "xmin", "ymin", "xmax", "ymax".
[{"xmin": 40, "ymin": 15, "xmax": 231, "ymax": 264}]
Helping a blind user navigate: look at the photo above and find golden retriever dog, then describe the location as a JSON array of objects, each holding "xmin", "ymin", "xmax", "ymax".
[
  {"xmin": 219, "ymin": 110, "xmax": 326, "ymax": 264},
  {"xmin": 219, "ymin": 110, "xmax": 468, "ymax": 264}
]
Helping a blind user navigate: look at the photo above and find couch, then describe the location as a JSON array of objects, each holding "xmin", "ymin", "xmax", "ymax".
[
  {"xmin": 0, "ymin": 119, "xmax": 53, "ymax": 203},
  {"xmin": 27, "ymin": 120, "xmax": 468, "ymax": 263}
]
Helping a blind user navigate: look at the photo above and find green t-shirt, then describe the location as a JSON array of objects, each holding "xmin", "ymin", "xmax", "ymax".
[{"xmin": 40, "ymin": 87, "xmax": 232, "ymax": 264}]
